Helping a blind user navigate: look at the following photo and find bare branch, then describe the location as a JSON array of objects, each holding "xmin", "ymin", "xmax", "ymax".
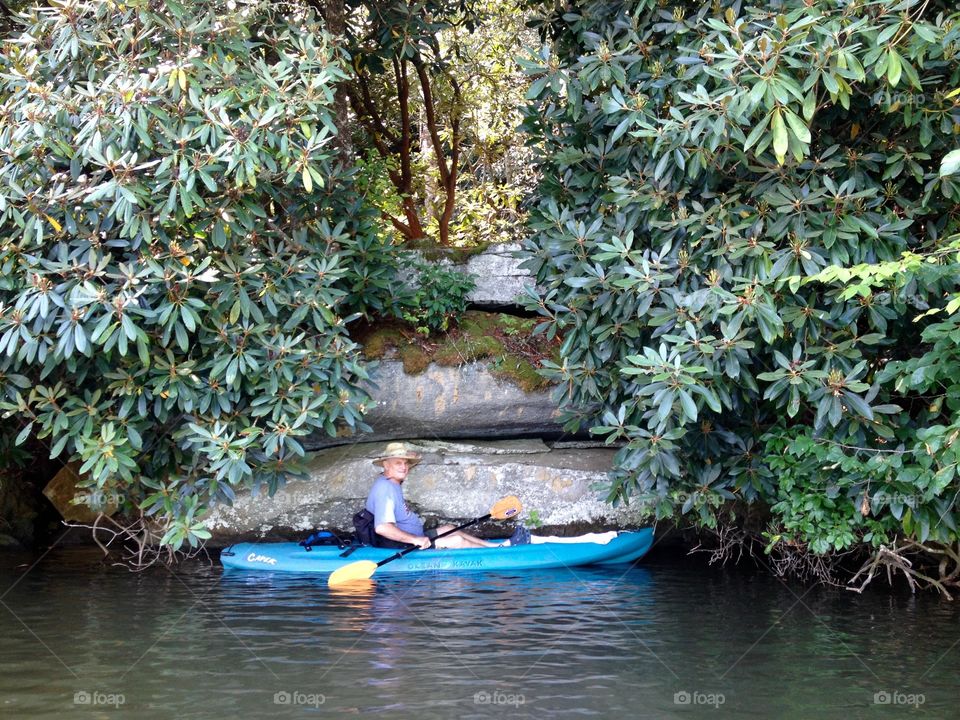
[
  {"xmin": 63, "ymin": 513, "xmax": 211, "ymax": 572},
  {"xmin": 847, "ymin": 541, "xmax": 960, "ymax": 600}
]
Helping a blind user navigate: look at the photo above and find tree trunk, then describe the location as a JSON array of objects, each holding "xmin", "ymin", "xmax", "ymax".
[
  {"xmin": 420, "ymin": 104, "xmax": 439, "ymax": 224},
  {"xmin": 414, "ymin": 59, "xmax": 459, "ymax": 246}
]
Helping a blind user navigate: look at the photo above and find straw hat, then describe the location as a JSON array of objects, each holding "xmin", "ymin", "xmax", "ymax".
[{"xmin": 372, "ymin": 442, "xmax": 422, "ymax": 468}]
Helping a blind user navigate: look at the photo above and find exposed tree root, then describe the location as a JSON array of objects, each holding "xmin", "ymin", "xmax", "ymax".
[
  {"xmin": 847, "ymin": 541, "xmax": 960, "ymax": 600},
  {"xmin": 692, "ymin": 523, "xmax": 852, "ymax": 589},
  {"xmin": 765, "ymin": 542, "xmax": 851, "ymax": 589},
  {"xmin": 689, "ymin": 523, "xmax": 760, "ymax": 567},
  {"xmin": 64, "ymin": 512, "xmax": 210, "ymax": 571}
]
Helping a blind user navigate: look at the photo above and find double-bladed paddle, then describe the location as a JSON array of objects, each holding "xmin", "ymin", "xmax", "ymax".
[{"xmin": 327, "ymin": 495, "xmax": 522, "ymax": 586}]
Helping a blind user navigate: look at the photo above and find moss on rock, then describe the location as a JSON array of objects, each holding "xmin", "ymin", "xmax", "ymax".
[
  {"xmin": 360, "ymin": 326, "xmax": 408, "ymax": 361},
  {"xmin": 397, "ymin": 343, "xmax": 432, "ymax": 374},
  {"xmin": 357, "ymin": 325, "xmax": 407, "ymax": 360},
  {"xmin": 355, "ymin": 311, "xmax": 559, "ymax": 393},
  {"xmin": 433, "ymin": 333, "xmax": 503, "ymax": 366},
  {"xmin": 407, "ymin": 238, "xmax": 492, "ymax": 264},
  {"xmin": 490, "ymin": 356, "xmax": 546, "ymax": 394}
]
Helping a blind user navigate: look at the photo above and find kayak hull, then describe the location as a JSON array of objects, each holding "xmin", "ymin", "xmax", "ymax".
[{"xmin": 220, "ymin": 528, "xmax": 654, "ymax": 575}]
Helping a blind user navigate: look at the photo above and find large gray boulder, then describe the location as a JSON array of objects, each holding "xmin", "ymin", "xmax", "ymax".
[
  {"xmin": 461, "ymin": 242, "xmax": 533, "ymax": 307},
  {"xmin": 306, "ymin": 359, "xmax": 567, "ymax": 449},
  {"xmin": 204, "ymin": 439, "xmax": 645, "ymax": 545}
]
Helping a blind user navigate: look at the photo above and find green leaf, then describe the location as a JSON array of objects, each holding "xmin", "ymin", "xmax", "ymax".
[
  {"xmin": 743, "ymin": 112, "xmax": 771, "ymax": 152},
  {"xmin": 787, "ymin": 388, "xmax": 800, "ymax": 417},
  {"xmin": 783, "ymin": 108, "xmax": 811, "ymax": 144},
  {"xmin": 886, "ymin": 50, "xmax": 902, "ymax": 87},
  {"xmin": 939, "ymin": 149, "xmax": 960, "ymax": 178},
  {"xmin": 802, "ymin": 91, "xmax": 816, "ymax": 122},
  {"xmin": 842, "ymin": 390, "xmax": 874, "ymax": 420},
  {"xmin": 679, "ymin": 390, "xmax": 697, "ymax": 422},
  {"xmin": 15, "ymin": 423, "xmax": 33, "ymax": 445},
  {"xmin": 771, "ymin": 108, "xmax": 788, "ymax": 163},
  {"xmin": 913, "ymin": 24, "xmax": 939, "ymax": 44}
]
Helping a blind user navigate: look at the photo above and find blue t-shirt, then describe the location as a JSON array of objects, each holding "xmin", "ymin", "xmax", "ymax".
[{"xmin": 365, "ymin": 475, "xmax": 424, "ymax": 537}]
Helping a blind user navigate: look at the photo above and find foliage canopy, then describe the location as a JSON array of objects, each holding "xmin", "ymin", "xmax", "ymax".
[
  {"xmin": 4, "ymin": 0, "xmax": 960, "ymax": 590},
  {"xmin": 0, "ymin": 0, "xmax": 401, "ymax": 547},
  {"xmin": 521, "ymin": 0, "xmax": 960, "ymax": 574}
]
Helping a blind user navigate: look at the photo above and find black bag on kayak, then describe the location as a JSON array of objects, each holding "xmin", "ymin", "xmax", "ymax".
[
  {"xmin": 353, "ymin": 508, "xmax": 409, "ymax": 550},
  {"xmin": 353, "ymin": 509, "xmax": 377, "ymax": 546}
]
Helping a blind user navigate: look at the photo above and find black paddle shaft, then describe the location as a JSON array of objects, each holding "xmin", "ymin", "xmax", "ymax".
[{"xmin": 375, "ymin": 513, "xmax": 492, "ymax": 568}]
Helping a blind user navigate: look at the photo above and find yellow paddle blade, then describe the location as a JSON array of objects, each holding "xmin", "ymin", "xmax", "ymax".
[
  {"xmin": 328, "ymin": 560, "xmax": 378, "ymax": 587},
  {"xmin": 490, "ymin": 495, "xmax": 522, "ymax": 520}
]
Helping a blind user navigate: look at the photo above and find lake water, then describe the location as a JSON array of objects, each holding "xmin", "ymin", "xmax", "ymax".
[{"xmin": 1, "ymin": 545, "xmax": 957, "ymax": 718}]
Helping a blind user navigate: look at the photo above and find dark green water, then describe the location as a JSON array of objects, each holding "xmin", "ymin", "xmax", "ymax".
[{"xmin": 1, "ymin": 546, "xmax": 957, "ymax": 719}]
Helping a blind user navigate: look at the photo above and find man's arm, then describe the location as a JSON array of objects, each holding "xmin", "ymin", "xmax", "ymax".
[{"xmin": 375, "ymin": 522, "xmax": 431, "ymax": 550}]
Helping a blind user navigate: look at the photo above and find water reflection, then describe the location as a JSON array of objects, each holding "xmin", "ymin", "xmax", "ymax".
[
  {"xmin": 214, "ymin": 565, "xmax": 660, "ymax": 714},
  {"xmin": 327, "ymin": 579, "xmax": 376, "ymax": 599},
  {"xmin": 2, "ymin": 550, "xmax": 960, "ymax": 719}
]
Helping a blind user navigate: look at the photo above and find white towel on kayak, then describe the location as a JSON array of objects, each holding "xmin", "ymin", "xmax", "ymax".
[{"xmin": 530, "ymin": 531, "xmax": 618, "ymax": 545}]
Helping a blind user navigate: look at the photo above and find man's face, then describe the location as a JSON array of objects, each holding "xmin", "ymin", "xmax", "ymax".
[{"xmin": 382, "ymin": 458, "xmax": 412, "ymax": 482}]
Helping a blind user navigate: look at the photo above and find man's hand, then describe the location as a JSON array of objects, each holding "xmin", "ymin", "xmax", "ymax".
[{"xmin": 375, "ymin": 522, "xmax": 432, "ymax": 549}]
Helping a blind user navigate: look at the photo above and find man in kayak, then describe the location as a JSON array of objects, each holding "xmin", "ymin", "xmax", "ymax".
[{"xmin": 366, "ymin": 442, "xmax": 531, "ymax": 550}]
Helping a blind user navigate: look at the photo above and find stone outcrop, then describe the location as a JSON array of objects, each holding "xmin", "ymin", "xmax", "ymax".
[
  {"xmin": 205, "ymin": 439, "xmax": 642, "ymax": 545},
  {"xmin": 459, "ymin": 242, "xmax": 534, "ymax": 307},
  {"xmin": 42, "ymin": 463, "xmax": 118, "ymax": 522},
  {"xmin": 302, "ymin": 242, "xmax": 556, "ymax": 450},
  {"xmin": 410, "ymin": 242, "xmax": 535, "ymax": 307},
  {"xmin": 306, "ymin": 359, "xmax": 566, "ymax": 450}
]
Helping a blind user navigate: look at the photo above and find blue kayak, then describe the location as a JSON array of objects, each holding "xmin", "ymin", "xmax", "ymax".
[{"xmin": 220, "ymin": 528, "xmax": 654, "ymax": 575}]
